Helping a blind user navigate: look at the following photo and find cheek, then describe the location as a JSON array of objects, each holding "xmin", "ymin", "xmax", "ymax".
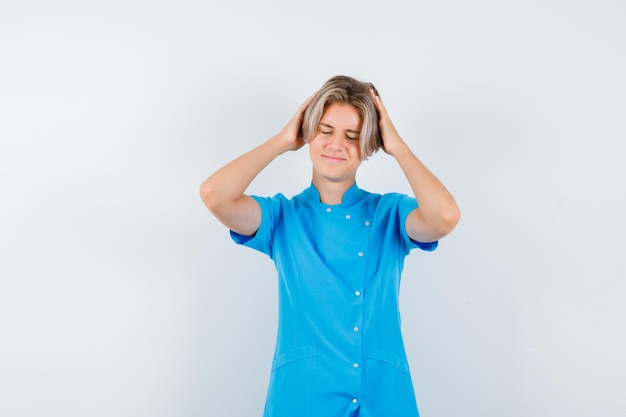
[
  {"xmin": 308, "ymin": 134, "xmax": 326, "ymax": 151},
  {"xmin": 351, "ymin": 143, "xmax": 362, "ymax": 159}
]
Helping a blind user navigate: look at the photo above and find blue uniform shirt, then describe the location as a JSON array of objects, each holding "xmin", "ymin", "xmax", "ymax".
[{"xmin": 231, "ymin": 183, "xmax": 437, "ymax": 417}]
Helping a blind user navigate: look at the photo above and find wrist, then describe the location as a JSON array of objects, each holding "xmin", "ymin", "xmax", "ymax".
[
  {"xmin": 269, "ymin": 134, "xmax": 295, "ymax": 155},
  {"xmin": 387, "ymin": 138, "xmax": 410, "ymax": 158}
]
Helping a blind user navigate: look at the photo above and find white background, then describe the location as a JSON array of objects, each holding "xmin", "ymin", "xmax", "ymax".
[{"xmin": 1, "ymin": 1, "xmax": 625, "ymax": 416}]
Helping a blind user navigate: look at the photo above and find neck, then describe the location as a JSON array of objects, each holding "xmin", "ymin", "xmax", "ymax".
[{"xmin": 311, "ymin": 175, "xmax": 355, "ymax": 205}]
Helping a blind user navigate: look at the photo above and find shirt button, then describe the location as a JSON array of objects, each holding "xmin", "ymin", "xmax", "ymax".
[
  {"xmin": 353, "ymin": 362, "xmax": 359, "ymax": 368},
  {"xmin": 345, "ymin": 214, "xmax": 351, "ymax": 220},
  {"xmin": 355, "ymin": 290, "xmax": 361, "ymax": 296},
  {"xmin": 357, "ymin": 252, "xmax": 364, "ymax": 257},
  {"xmin": 364, "ymin": 221, "xmax": 370, "ymax": 226},
  {"xmin": 353, "ymin": 326, "xmax": 359, "ymax": 332},
  {"xmin": 326, "ymin": 208, "xmax": 331, "ymax": 213},
  {"xmin": 352, "ymin": 398, "xmax": 358, "ymax": 404}
]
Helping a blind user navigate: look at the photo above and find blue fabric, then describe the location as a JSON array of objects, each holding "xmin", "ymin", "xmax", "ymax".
[{"xmin": 230, "ymin": 183, "xmax": 437, "ymax": 417}]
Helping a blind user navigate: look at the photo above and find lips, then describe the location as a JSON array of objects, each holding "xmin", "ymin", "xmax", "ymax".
[{"xmin": 322, "ymin": 154, "xmax": 345, "ymax": 162}]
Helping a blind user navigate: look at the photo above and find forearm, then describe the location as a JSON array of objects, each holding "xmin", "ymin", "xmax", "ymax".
[
  {"xmin": 200, "ymin": 135, "xmax": 289, "ymax": 210},
  {"xmin": 201, "ymin": 93, "xmax": 315, "ymax": 209},
  {"xmin": 392, "ymin": 141, "xmax": 460, "ymax": 237}
]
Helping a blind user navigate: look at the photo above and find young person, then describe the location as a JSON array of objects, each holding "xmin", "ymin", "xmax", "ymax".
[{"xmin": 200, "ymin": 75, "xmax": 460, "ymax": 417}]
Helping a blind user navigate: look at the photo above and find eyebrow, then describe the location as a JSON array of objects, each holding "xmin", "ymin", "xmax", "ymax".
[{"xmin": 319, "ymin": 122, "xmax": 361, "ymax": 135}]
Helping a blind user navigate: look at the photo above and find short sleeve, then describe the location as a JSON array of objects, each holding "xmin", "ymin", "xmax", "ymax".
[
  {"xmin": 230, "ymin": 194, "xmax": 284, "ymax": 258},
  {"xmin": 396, "ymin": 194, "xmax": 438, "ymax": 253}
]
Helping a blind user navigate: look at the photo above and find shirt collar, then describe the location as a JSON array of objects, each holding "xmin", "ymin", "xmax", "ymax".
[{"xmin": 304, "ymin": 182, "xmax": 365, "ymax": 206}]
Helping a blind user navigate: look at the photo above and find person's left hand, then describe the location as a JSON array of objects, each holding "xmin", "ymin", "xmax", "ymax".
[{"xmin": 369, "ymin": 89, "xmax": 407, "ymax": 157}]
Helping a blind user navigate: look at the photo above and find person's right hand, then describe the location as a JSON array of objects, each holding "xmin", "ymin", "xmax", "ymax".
[{"xmin": 275, "ymin": 92, "xmax": 317, "ymax": 152}]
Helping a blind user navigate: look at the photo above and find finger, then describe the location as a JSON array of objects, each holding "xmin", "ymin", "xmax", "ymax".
[
  {"xmin": 291, "ymin": 92, "xmax": 318, "ymax": 129},
  {"xmin": 291, "ymin": 92, "xmax": 318, "ymax": 140},
  {"xmin": 369, "ymin": 88, "xmax": 388, "ymax": 117},
  {"xmin": 288, "ymin": 92, "xmax": 316, "ymax": 126},
  {"xmin": 298, "ymin": 91, "xmax": 318, "ymax": 113}
]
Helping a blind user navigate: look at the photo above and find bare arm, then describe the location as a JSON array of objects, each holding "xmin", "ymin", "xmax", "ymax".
[
  {"xmin": 199, "ymin": 94, "xmax": 316, "ymax": 236},
  {"xmin": 370, "ymin": 90, "xmax": 461, "ymax": 243}
]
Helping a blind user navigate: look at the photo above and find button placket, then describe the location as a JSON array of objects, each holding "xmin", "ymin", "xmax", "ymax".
[
  {"xmin": 342, "ymin": 209, "xmax": 365, "ymax": 403},
  {"xmin": 351, "ymin": 292, "xmax": 363, "ymax": 376}
]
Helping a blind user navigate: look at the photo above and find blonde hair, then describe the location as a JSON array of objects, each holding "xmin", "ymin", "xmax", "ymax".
[{"xmin": 301, "ymin": 75, "xmax": 383, "ymax": 159}]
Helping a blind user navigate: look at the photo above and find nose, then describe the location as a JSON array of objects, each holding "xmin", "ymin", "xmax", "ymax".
[{"xmin": 326, "ymin": 132, "xmax": 344, "ymax": 149}]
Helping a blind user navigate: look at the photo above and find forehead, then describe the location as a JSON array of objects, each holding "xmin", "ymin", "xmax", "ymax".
[{"xmin": 320, "ymin": 102, "xmax": 362, "ymax": 129}]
